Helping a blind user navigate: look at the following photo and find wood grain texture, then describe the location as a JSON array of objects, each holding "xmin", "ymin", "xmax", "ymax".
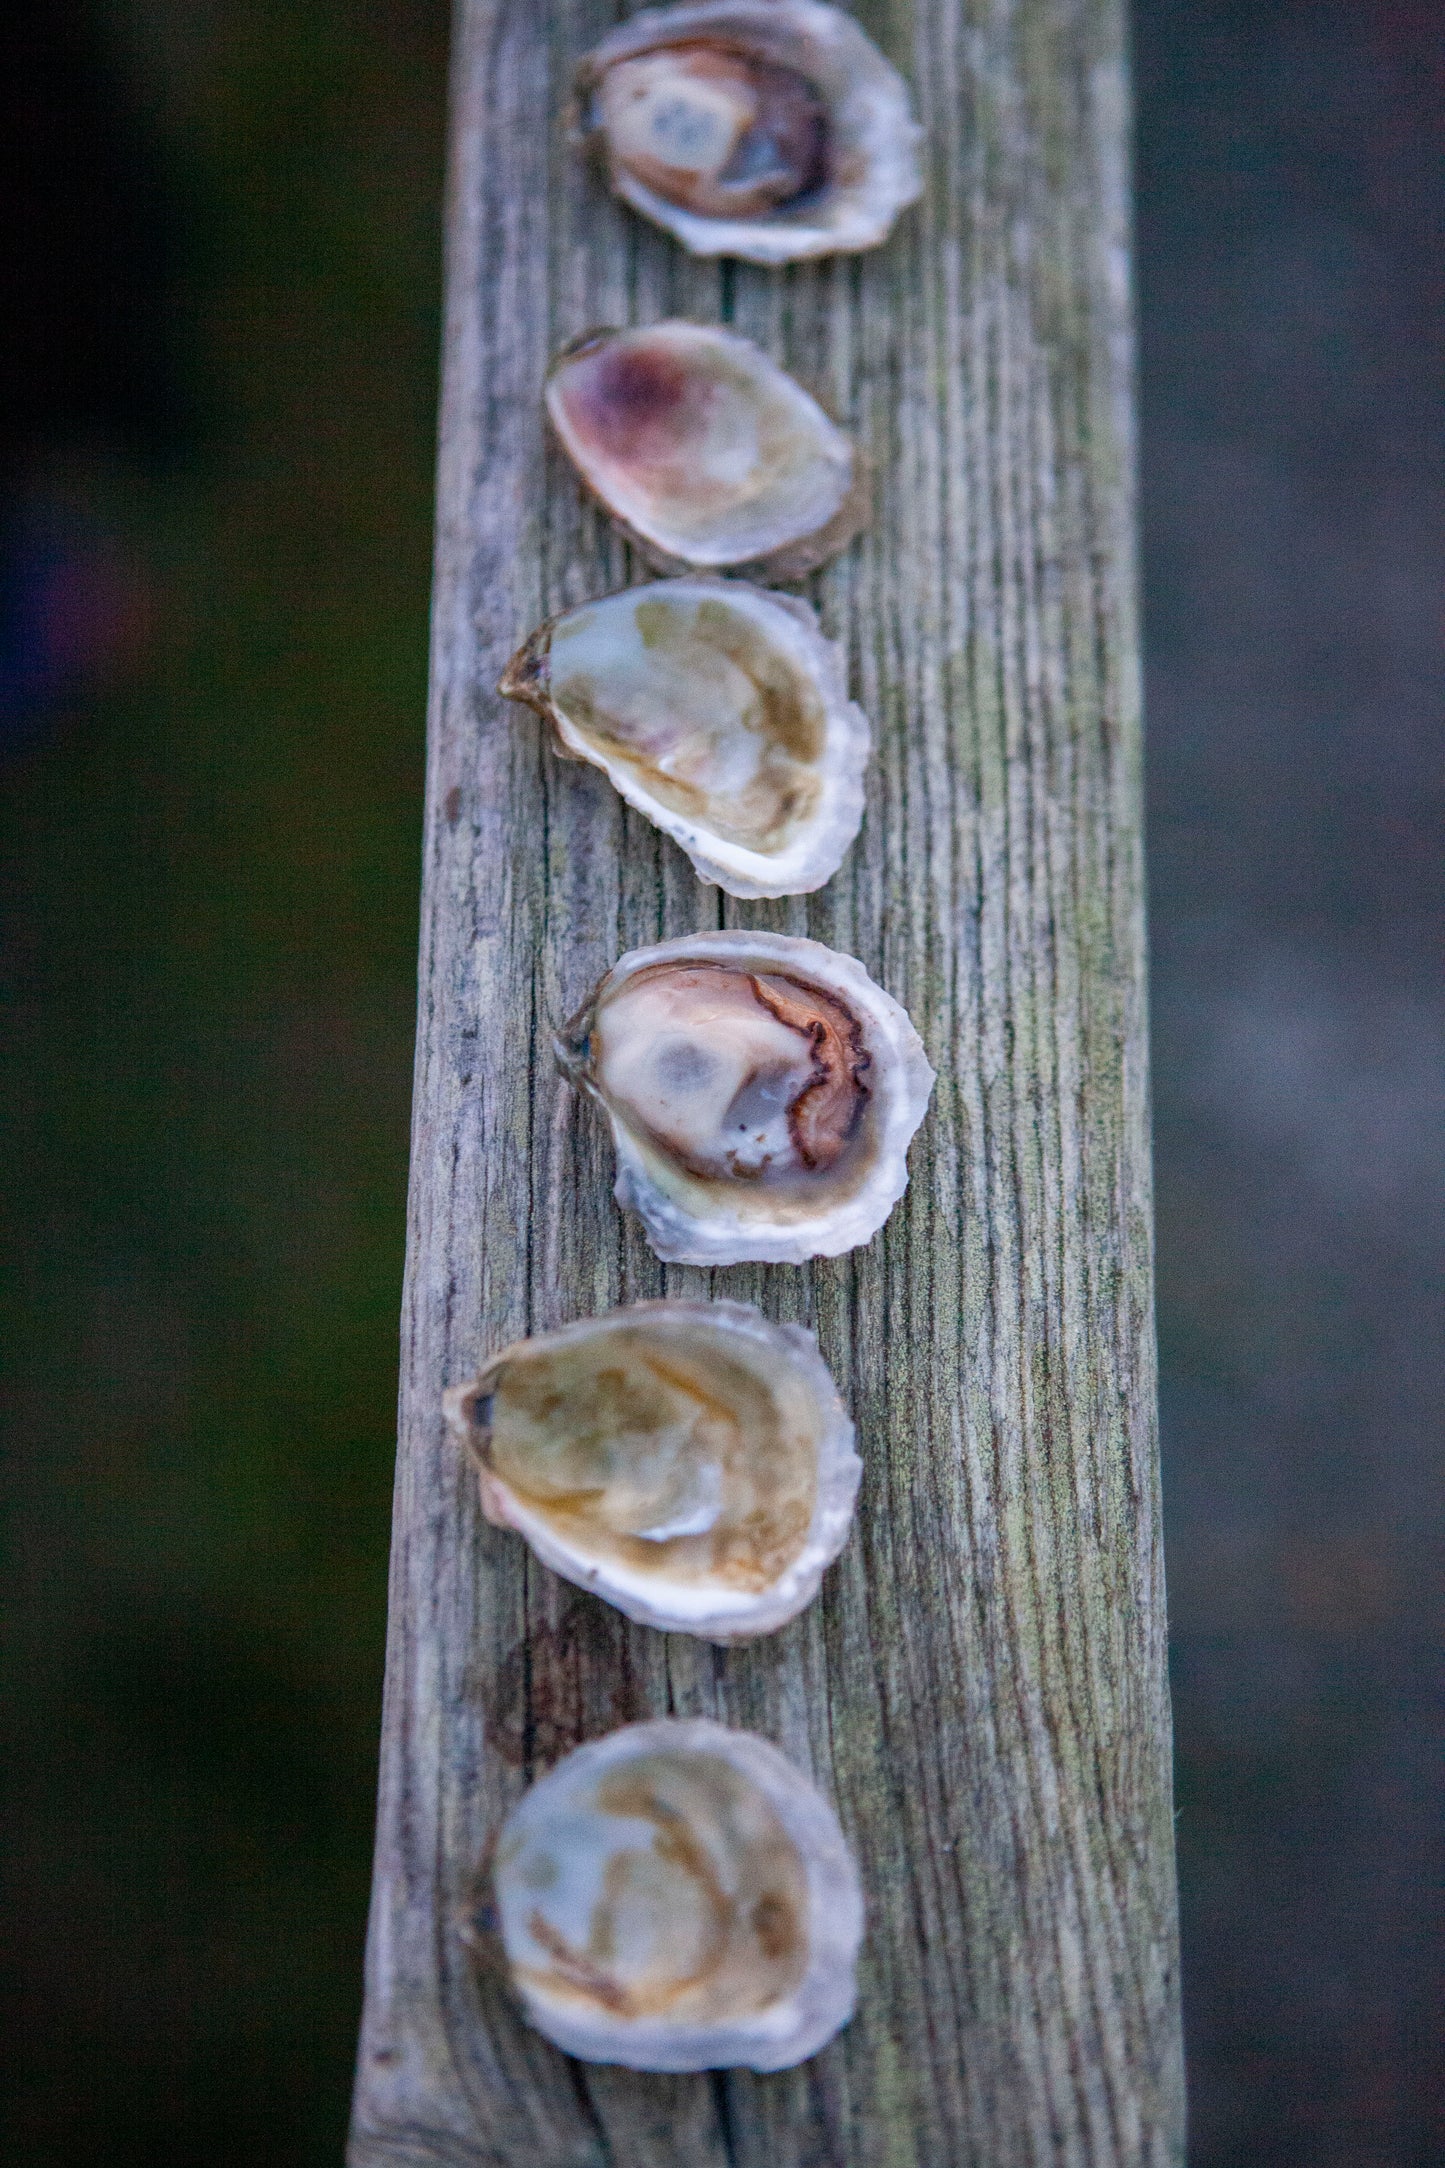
[{"xmin": 349, "ymin": 2, "xmax": 1183, "ymax": 2162}]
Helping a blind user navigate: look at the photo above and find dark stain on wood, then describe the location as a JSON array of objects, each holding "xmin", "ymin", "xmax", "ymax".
[{"xmin": 486, "ymin": 1600, "xmax": 650, "ymax": 1774}]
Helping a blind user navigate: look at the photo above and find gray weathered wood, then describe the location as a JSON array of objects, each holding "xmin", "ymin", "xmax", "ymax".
[{"xmin": 350, "ymin": 1, "xmax": 1183, "ymax": 2161}]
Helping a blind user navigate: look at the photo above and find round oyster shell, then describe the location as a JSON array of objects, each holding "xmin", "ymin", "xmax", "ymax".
[
  {"xmin": 545, "ymin": 322, "xmax": 867, "ymax": 578},
  {"xmin": 556, "ymin": 929, "xmax": 935, "ymax": 1266},
  {"xmin": 498, "ymin": 580, "xmax": 869, "ymax": 898},
  {"xmin": 574, "ymin": 0, "xmax": 923, "ymax": 265},
  {"xmin": 444, "ymin": 1301, "xmax": 860, "ymax": 1641},
  {"xmin": 489, "ymin": 1718, "xmax": 863, "ymax": 2071}
]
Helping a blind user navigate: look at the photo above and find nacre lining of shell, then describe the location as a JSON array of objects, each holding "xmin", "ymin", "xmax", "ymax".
[
  {"xmin": 498, "ymin": 580, "xmax": 869, "ymax": 897},
  {"xmin": 489, "ymin": 1718, "xmax": 864, "ymax": 2071}
]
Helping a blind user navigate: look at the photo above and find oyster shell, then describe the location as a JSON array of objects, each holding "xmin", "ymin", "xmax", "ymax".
[
  {"xmin": 489, "ymin": 1718, "xmax": 863, "ymax": 2071},
  {"xmin": 499, "ymin": 580, "xmax": 869, "ymax": 897},
  {"xmin": 546, "ymin": 322, "xmax": 866, "ymax": 578},
  {"xmin": 445, "ymin": 1301, "xmax": 860, "ymax": 1641},
  {"xmin": 557, "ymin": 929, "xmax": 935, "ymax": 1265},
  {"xmin": 574, "ymin": 0, "xmax": 923, "ymax": 265}
]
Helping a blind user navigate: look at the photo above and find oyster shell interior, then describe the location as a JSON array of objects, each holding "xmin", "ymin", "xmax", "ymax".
[
  {"xmin": 575, "ymin": 0, "xmax": 923, "ymax": 264},
  {"xmin": 558, "ymin": 930, "xmax": 935, "ymax": 1265},
  {"xmin": 498, "ymin": 580, "xmax": 869, "ymax": 897},
  {"xmin": 596, "ymin": 963, "xmax": 868, "ymax": 1186},
  {"xmin": 596, "ymin": 41, "xmax": 826, "ymax": 222},
  {"xmin": 445, "ymin": 1302, "xmax": 859, "ymax": 1639},
  {"xmin": 546, "ymin": 322, "xmax": 865, "ymax": 577},
  {"xmin": 490, "ymin": 1718, "xmax": 863, "ymax": 2070}
]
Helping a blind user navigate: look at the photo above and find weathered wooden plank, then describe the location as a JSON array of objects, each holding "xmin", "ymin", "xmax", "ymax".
[{"xmin": 350, "ymin": 2, "xmax": 1183, "ymax": 2162}]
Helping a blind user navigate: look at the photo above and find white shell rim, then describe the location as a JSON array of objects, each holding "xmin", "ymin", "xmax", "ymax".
[
  {"xmin": 443, "ymin": 1301, "xmax": 861, "ymax": 1642},
  {"xmin": 493, "ymin": 1717, "xmax": 864, "ymax": 2072},
  {"xmin": 572, "ymin": 929, "xmax": 936, "ymax": 1265},
  {"xmin": 522, "ymin": 581, "xmax": 871, "ymax": 899},
  {"xmin": 577, "ymin": 0, "xmax": 924, "ymax": 265}
]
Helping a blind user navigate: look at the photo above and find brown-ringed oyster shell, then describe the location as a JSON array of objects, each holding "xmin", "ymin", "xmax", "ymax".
[
  {"xmin": 546, "ymin": 322, "xmax": 867, "ymax": 578},
  {"xmin": 444, "ymin": 1300, "xmax": 860, "ymax": 1641},
  {"xmin": 573, "ymin": 0, "xmax": 923, "ymax": 264},
  {"xmin": 487, "ymin": 1717, "xmax": 863, "ymax": 2070},
  {"xmin": 556, "ymin": 928, "xmax": 935, "ymax": 1265},
  {"xmin": 498, "ymin": 579, "xmax": 869, "ymax": 897}
]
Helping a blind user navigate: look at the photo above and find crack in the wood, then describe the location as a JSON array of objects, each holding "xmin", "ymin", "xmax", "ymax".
[
  {"xmin": 568, "ymin": 2058, "xmax": 617, "ymax": 2168},
  {"xmin": 709, "ymin": 2068, "xmax": 740, "ymax": 2168}
]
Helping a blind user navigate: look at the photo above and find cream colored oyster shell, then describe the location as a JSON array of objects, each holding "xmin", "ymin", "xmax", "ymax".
[
  {"xmin": 489, "ymin": 1718, "xmax": 863, "ymax": 2071},
  {"xmin": 498, "ymin": 580, "xmax": 869, "ymax": 897},
  {"xmin": 556, "ymin": 929, "xmax": 935, "ymax": 1266},
  {"xmin": 444, "ymin": 1301, "xmax": 860, "ymax": 1641},
  {"xmin": 545, "ymin": 322, "xmax": 867, "ymax": 578},
  {"xmin": 574, "ymin": 0, "xmax": 923, "ymax": 265}
]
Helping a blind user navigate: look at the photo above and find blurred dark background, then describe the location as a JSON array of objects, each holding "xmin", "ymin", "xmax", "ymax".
[{"xmin": 0, "ymin": 2, "xmax": 1438, "ymax": 2162}]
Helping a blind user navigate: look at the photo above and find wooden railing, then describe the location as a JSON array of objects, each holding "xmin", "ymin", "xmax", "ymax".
[{"xmin": 349, "ymin": 3, "xmax": 1183, "ymax": 2161}]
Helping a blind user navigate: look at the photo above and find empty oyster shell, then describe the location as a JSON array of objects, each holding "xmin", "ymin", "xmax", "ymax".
[
  {"xmin": 546, "ymin": 322, "xmax": 866, "ymax": 578},
  {"xmin": 489, "ymin": 1718, "xmax": 863, "ymax": 2070},
  {"xmin": 499, "ymin": 580, "xmax": 869, "ymax": 897},
  {"xmin": 557, "ymin": 929, "xmax": 935, "ymax": 1265},
  {"xmin": 445, "ymin": 1301, "xmax": 860, "ymax": 1641},
  {"xmin": 574, "ymin": 0, "xmax": 923, "ymax": 265}
]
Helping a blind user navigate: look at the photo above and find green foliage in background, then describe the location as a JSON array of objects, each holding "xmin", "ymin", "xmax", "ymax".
[{"xmin": 2, "ymin": 5, "xmax": 447, "ymax": 2158}]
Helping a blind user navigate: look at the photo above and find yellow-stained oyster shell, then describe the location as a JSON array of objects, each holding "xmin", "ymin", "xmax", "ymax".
[
  {"xmin": 445, "ymin": 1300, "xmax": 860, "ymax": 1641},
  {"xmin": 499, "ymin": 580, "xmax": 869, "ymax": 897},
  {"xmin": 488, "ymin": 1718, "xmax": 863, "ymax": 2070}
]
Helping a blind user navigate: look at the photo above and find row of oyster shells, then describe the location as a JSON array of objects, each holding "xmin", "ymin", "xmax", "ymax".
[
  {"xmin": 464, "ymin": 0, "xmax": 926, "ymax": 2081},
  {"xmin": 455, "ymin": 1301, "xmax": 868, "ymax": 2071},
  {"xmin": 529, "ymin": 327, "xmax": 869, "ymax": 899},
  {"xmin": 505, "ymin": 2, "xmax": 922, "ymax": 897}
]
